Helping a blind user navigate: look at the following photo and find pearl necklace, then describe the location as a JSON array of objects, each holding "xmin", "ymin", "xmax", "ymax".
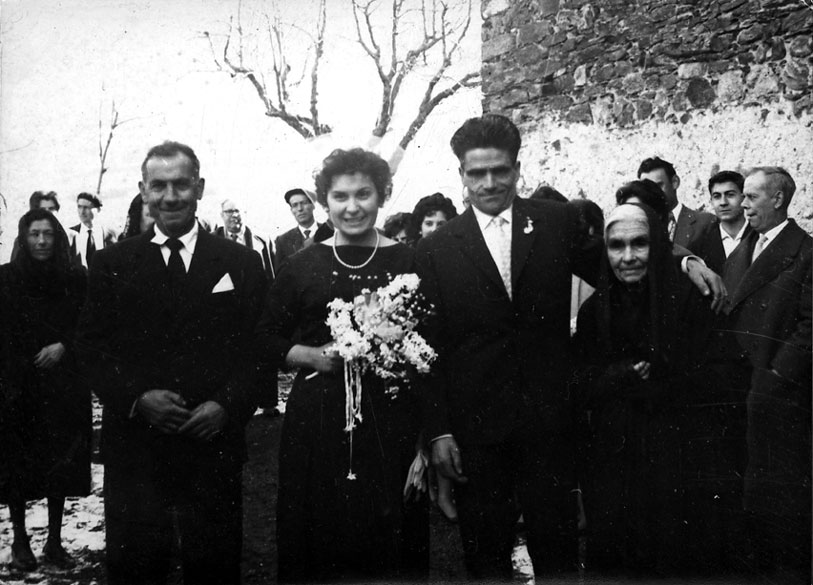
[{"xmin": 332, "ymin": 230, "xmax": 380, "ymax": 270}]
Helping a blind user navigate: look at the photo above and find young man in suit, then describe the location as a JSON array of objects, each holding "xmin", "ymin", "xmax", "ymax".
[
  {"xmin": 77, "ymin": 141, "xmax": 267, "ymax": 585},
  {"xmin": 68, "ymin": 192, "xmax": 116, "ymax": 269},
  {"xmin": 723, "ymin": 166, "xmax": 811, "ymax": 583},
  {"xmin": 416, "ymin": 114, "xmax": 602, "ymax": 580},
  {"xmin": 638, "ymin": 157, "xmax": 717, "ymax": 264},
  {"xmin": 703, "ymin": 170, "xmax": 752, "ymax": 271}
]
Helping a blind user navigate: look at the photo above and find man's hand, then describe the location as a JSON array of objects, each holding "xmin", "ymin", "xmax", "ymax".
[
  {"xmin": 178, "ymin": 401, "xmax": 228, "ymax": 442},
  {"xmin": 686, "ymin": 259, "xmax": 728, "ymax": 313},
  {"xmin": 34, "ymin": 343, "xmax": 66, "ymax": 369},
  {"xmin": 632, "ymin": 360, "xmax": 651, "ymax": 380},
  {"xmin": 431, "ymin": 436, "xmax": 468, "ymax": 484},
  {"xmin": 137, "ymin": 390, "xmax": 191, "ymax": 434}
]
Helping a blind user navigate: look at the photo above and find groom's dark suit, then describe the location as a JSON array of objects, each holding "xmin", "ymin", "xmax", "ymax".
[
  {"xmin": 416, "ymin": 197, "xmax": 600, "ymax": 578},
  {"xmin": 77, "ymin": 226, "xmax": 267, "ymax": 584}
]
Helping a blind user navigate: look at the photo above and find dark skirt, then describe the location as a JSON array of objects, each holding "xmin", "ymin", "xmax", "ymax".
[
  {"xmin": 276, "ymin": 369, "xmax": 428, "ymax": 583},
  {"xmin": 0, "ymin": 364, "xmax": 92, "ymax": 503}
]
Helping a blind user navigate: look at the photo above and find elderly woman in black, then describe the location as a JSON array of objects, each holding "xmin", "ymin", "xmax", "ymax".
[
  {"xmin": 0, "ymin": 209, "xmax": 90, "ymax": 571},
  {"xmin": 572, "ymin": 200, "xmax": 748, "ymax": 578}
]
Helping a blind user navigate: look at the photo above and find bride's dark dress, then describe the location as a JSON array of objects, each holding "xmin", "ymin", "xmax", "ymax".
[{"xmin": 260, "ymin": 243, "xmax": 428, "ymax": 583}]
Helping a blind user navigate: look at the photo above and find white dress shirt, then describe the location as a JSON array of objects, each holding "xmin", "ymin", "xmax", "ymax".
[
  {"xmin": 151, "ymin": 221, "xmax": 199, "ymax": 272},
  {"xmin": 719, "ymin": 220, "xmax": 749, "ymax": 257}
]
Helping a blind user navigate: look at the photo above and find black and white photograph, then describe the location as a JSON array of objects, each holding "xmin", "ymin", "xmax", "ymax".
[{"xmin": 1, "ymin": 0, "xmax": 811, "ymax": 584}]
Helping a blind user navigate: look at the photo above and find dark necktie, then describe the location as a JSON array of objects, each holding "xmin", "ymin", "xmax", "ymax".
[
  {"xmin": 304, "ymin": 229, "xmax": 311, "ymax": 240},
  {"xmin": 166, "ymin": 238, "xmax": 186, "ymax": 281},
  {"xmin": 86, "ymin": 228, "xmax": 96, "ymax": 265},
  {"xmin": 231, "ymin": 233, "xmax": 239, "ymax": 243}
]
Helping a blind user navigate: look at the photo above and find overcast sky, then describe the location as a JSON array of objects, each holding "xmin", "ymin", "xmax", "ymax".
[{"xmin": 0, "ymin": 0, "xmax": 481, "ymax": 257}]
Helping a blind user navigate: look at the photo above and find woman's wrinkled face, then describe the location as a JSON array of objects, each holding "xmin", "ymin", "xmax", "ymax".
[
  {"xmin": 26, "ymin": 219, "xmax": 56, "ymax": 262},
  {"xmin": 420, "ymin": 210, "xmax": 448, "ymax": 238},
  {"xmin": 606, "ymin": 218, "xmax": 650, "ymax": 284}
]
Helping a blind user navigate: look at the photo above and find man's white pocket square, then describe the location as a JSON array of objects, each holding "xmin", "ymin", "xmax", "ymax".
[{"xmin": 212, "ymin": 273, "xmax": 235, "ymax": 293}]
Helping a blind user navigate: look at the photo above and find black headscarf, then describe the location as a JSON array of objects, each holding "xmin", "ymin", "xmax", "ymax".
[
  {"xmin": 592, "ymin": 202, "xmax": 679, "ymax": 376},
  {"xmin": 12, "ymin": 209, "xmax": 77, "ymax": 296}
]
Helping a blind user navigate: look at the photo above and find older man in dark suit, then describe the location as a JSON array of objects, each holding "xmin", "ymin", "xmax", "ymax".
[
  {"xmin": 723, "ymin": 166, "xmax": 811, "ymax": 583},
  {"xmin": 77, "ymin": 141, "xmax": 267, "ymax": 585}
]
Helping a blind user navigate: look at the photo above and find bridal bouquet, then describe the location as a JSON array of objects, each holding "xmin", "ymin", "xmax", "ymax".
[{"xmin": 325, "ymin": 273, "xmax": 436, "ymax": 478}]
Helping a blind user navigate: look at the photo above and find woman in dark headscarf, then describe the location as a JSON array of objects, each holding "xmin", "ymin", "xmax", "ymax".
[
  {"xmin": 572, "ymin": 202, "xmax": 749, "ymax": 578},
  {"xmin": 0, "ymin": 209, "xmax": 91, "ymax": 571},
  {"xmin": 119, "ymin": 193, "xmax": 155, "ymax": 240}
]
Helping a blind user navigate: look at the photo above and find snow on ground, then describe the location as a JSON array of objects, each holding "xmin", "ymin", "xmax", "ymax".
[{"xmin": 0, "ymin": 463, "xmax": 106, "ymax": 584}]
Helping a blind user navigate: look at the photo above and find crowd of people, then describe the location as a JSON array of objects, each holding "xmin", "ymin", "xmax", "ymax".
[{"xmin": 0, "ymin": 113, "xmax": 810, "ymax": 585}]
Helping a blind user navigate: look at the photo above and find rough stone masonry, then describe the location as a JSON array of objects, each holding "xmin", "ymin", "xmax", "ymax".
[{"xmin": 481, "ymin": 0, "xmax": 813, "ymax": 230}]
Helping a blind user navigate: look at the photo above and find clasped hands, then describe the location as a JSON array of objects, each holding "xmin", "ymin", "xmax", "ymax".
[{"xmin": 137, "ymin": 389, "xmax": 226, "ymax": 442}]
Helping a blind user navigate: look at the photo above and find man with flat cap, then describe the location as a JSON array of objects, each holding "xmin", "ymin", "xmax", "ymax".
[{"xmin": 274, "ymin": 187, "xmax": 329, "ymax": 268}]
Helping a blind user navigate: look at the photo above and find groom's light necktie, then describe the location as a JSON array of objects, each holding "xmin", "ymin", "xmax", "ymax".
[{"xmin": 490, "ymin": 216, "xmax": 512, "ymax": 299}]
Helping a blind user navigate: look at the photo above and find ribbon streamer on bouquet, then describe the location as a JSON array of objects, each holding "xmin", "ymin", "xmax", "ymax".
[{"xmin": 344, "ymin": 359, "xmax": 363, "ymax": 480}]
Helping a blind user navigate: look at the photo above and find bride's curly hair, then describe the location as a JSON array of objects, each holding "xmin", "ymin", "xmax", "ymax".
[{"xmin": 314, "ymin": 148, "xmax": 392, "ymax": 207}]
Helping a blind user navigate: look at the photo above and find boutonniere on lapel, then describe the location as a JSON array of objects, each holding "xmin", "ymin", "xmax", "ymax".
[{"xmin": 523, "ymin": 217, "xmax": 534, "ymax": 234}]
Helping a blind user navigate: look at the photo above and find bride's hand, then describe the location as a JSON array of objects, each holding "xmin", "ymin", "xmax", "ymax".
[
  {"xmin": 286, "ymin": 343, "xmax": 343, "ymax": 373},
  {"xmin": 312, "ymin": 343, "xmax": 343, "ymax": 373}
]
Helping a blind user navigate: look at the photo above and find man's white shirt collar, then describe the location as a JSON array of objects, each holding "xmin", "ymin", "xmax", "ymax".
[
  {"xmin": 719, "ymin": 220, "xmax": 749, "ymax": 256},
  {"xmin": 299, "ymin": 222, "xmax": 316, "ymax": 239},
  {"xmin": 151, "ymin": 220, "xmax": 199, "ymax": 271},
  {"xmin": 760, "ymin": 219, "xmax": 789, "ymax": 249},
  {"xmin": 472, "ymin": 204, "xmax": 513, "ymax": 232},
  {"xmin": 671, "ymin": 202, "xmax": 683, "ymax": 220}
]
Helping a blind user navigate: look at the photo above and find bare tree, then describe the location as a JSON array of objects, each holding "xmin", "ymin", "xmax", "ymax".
[
  {"xmin": 97, "ymin": 99, "xmax": 120, "ymax": 196},
  {"xmin": 205, "ymin": 0, "xmax": 330, "ymax": 139},
  {"xmin": 351, "ymin": 0, "xmax": 480, "ymax": 150}
]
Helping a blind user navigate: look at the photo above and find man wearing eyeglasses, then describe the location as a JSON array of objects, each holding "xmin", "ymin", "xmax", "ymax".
[{"xmin": 215, "ymin": 199, "xmax": 275, "ymax": 280}]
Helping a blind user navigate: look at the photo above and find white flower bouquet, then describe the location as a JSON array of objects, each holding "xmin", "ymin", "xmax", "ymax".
[{"xmin": 325, "ymin": 273, "xmax": 436, "ymax": 479}]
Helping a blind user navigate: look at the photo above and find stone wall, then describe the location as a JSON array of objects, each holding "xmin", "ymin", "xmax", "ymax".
[{"xmin": 481, "ymin": 0, "xmax": 813, "ymax": 231}]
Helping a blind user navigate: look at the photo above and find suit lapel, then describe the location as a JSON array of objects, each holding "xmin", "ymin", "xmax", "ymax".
[
  {"xmin": 451, "ymin": 209, "xmax": 506, "ymax": 295},
  {"xmin": 729, "ymin": 221, "xmax": 805, "ymax": 310},
  {"xmin": 676, "ymin": 206, "xmax": 696, "ymax": 248},
  {"xmin": 187, "ymin": 230, "xmax": 224, "ymax": 298},
  {"xmin": 511, "ymin": 199, "xmax": 538, "ymax": 291}
]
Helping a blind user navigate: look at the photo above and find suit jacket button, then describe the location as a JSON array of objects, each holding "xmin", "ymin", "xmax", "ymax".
[{"xmin": 473, "ymin": 415, "xmax": 482, "ymax": 425}]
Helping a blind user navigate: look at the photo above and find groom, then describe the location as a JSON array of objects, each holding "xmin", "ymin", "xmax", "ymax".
[{"xmin": 416, "ymin": 114, "xmax": 602, "ymax": 579}]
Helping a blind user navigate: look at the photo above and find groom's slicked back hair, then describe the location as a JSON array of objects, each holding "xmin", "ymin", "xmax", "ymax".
[{"xmin": 450, "ymin": 114, "xmax": 522, "ymax": 164}]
